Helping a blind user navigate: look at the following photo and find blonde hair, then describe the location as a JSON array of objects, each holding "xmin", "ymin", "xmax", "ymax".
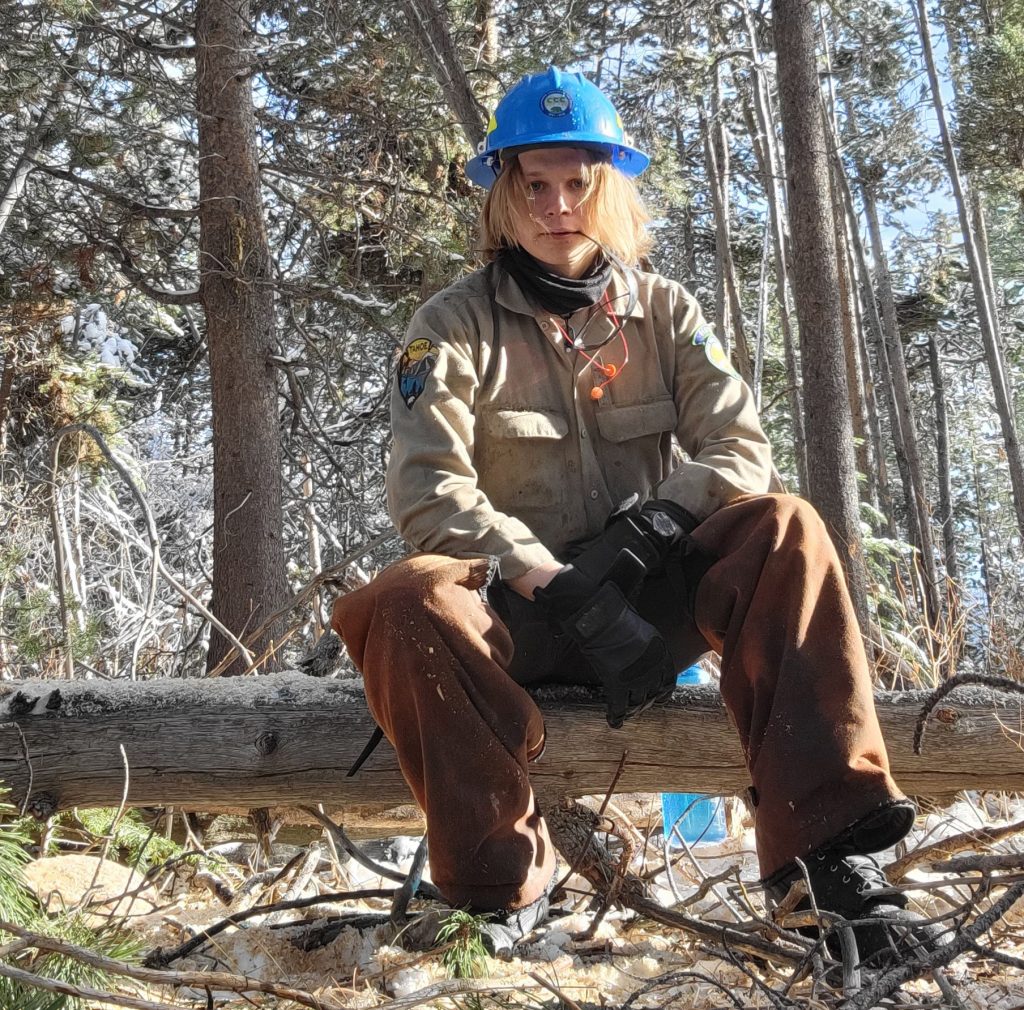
[{"xmin": 478, "ymin": 150, "xmax": 653, "ymax": 266}]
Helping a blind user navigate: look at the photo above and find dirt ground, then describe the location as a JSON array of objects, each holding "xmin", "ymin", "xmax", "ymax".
[{"xmin": 25, "ymin": 790, "xmax": 1022, "ymax": 1009}]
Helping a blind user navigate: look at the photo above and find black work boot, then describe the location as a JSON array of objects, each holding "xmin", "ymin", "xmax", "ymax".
[
  {"xmin": 763, "ymin": 804, "xmax": 942, "ymax": 969},
  {"xmin": 403, "ymin": 889, "xmax": 553, "ymax": 959},
  {"xmin": 475, "ymin": 890, "xmax": 552, "ymax": 957}
]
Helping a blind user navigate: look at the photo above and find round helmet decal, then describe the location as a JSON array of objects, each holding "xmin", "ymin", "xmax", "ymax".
[{"xmin": 540, "ymin": 90, "xmax": 571, "ymax": 116}]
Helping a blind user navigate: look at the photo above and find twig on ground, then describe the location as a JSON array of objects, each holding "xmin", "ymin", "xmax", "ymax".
[
  {"xmin": 301, "ymin": 806, "xmax": 442, "ymax": 901},
  {"xmin": 886, "ymin": 816, "xmax": 1024, "ymax": 881},
  {"xmin": 528, "ymin": 969, "xmax": 585, "ymax": 1010},
  {"xmin": 544, "ymin": 798, "xmax": 807, "ymax": 965},
  {"xmin": 379, "ymin": 978, "xmax": 534, "ymax": 1010},
  {"xmin": 0, "ymin": 919, "xmax": 338, "ymax": 1008},
  {"xmin": 930, "ymin": 851, "xmax": 1024, "ymax": 873},
  {"xmin": 622, "ymin": 967, "xmax": 750, "ymax": 1010},
  {"xmin": 967, "ymin": 939, "xmax": 1024, "ymax": 969},
  {"xmin": 143, "ymin": 887, "xmax": 395, "ymax": 967},
  {"xmin": 0, "ymin": 959, "xmax": 184, "ymax": 1010},
  {"xmin": 840, "ymin": 879, "xmax": 1024, "ymax": 1010},
  {"xmin": 391, "ymin": 834, "xmax": 428, "ymax": 924}
]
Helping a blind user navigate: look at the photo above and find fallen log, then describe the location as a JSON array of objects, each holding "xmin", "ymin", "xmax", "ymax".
[{"xmin": 0, "ymin": 673, "xmax": 1021, "ymax": 816}]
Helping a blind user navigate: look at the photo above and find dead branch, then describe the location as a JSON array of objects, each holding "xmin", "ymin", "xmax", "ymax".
[
  {"xmin": 840, "ymin": 880, "xmax": 1024, "ymax": 1009},
  {"xmin": 931, "ymin": 852, "xmax": 1024, "ymax": 873},
  {"xmin": 885, "ymin": 816, "xmax": 1024, "ymax": 881},
  {"xmin": 0, "ymin": 959, "xmax": 183, "ymax": 1010},
  {"xmin": 543, "ymin": 796, "xmax": 808, "ymax": 966},
  {"xmin": 0, "ymin": 919, "xmax": 339, "ymax": 1008},
  {"xmin": 144, "ymin": 887, "xmax": 395, "ymax": 967}
]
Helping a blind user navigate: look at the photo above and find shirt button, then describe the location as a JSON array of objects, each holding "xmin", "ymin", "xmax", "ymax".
[
  {"xmin": 589, "ymin": 489, "xmax": 599, "ymax": 500},
  {"xmin": 581, "ymin": 429, "xmax": 588, "ymax": 438}
]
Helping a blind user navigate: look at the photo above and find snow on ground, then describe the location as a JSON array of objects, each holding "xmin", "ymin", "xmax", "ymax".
[{"xmin": 111, "ymin": 792, "xmax": 1024, "ymax": 1008}]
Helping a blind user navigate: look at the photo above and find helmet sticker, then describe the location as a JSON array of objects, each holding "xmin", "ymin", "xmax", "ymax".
[
  {"xmin": 540, "ymin": 90, "xmax": 571, "ymax": 116},
  {"xmin": 692, "ymin": 325, "xmax": 742, "ymax": 381},
  {"xmin": 486, "ymin": 112, "xmax": 498, "ymax": 136},
  {"xmin": 398, "ymin": 338, "xmax": 440, "ymax": 409}
]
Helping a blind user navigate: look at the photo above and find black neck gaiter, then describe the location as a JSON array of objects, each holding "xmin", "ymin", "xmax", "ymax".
[{"xmin": 498, "ymin": 246, "xmax": 612, "ymax": 316}]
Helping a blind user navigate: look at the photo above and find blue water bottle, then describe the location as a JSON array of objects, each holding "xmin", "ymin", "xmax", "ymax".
[{"xmin": 661, "ymin": 664, "xmax": 727, "ymax": 848}]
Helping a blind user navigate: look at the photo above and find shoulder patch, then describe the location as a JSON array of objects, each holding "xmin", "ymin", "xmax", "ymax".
[
  {"xmin": 398, "ymin": 338, "xmax": 440, "ymax": 409},
  {"xmin": 692, "ymin": 325, "xmax": 742, "ymax": 382}
]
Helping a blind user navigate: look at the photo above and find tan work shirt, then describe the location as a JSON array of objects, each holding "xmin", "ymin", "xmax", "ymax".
[{"xmin": 386, "ymin": 263, "xmax": 772, "ymax": 580}]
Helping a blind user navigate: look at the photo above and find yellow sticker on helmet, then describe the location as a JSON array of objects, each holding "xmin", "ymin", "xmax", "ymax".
[{"xmin": 487, "ymin": 113, "xmax": 498, "ymax": 136}]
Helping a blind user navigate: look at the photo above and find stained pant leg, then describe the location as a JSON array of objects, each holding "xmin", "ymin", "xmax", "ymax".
[
  {"xmin": 682, "ymin": 493, "xmax": 908, "ymax": 877},
  {"xmin": 331, "ymin": 553, "xmax": 556, "ymax": 911}
]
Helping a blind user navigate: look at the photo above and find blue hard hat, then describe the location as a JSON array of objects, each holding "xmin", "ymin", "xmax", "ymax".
[{"xmin": 466, "ymin": 67, "xmax": 650, "ymax": 189}]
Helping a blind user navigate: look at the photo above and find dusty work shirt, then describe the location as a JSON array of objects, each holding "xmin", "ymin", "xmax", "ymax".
[{"xmin": 387, "ymin": 262, "xmax": 772, "ymax": 580}]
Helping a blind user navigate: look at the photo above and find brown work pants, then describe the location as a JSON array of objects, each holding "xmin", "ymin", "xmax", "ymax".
[{"xmin": 332, "ymin": 494, "xmax": 907, "ymax": 911}]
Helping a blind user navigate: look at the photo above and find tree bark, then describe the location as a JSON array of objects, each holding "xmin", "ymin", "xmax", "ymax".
[
  {"xmin": 817, "ymin": 13, "xmax": 873, "ymax": 503},
  {"xmin": 915, "ymin": 0, "xmax": 1024, "ymax": 543},
  {"xmin": 739, "ymin": 8, "xmax": 807, "ymax": 495},
  {"xmin": 196, "ymin": 0, "xmax": 288, "ymax": 673},
  {"xmin": 832, "ymin": 171, "xmax": 872, "ymax": 493},
  {"xmin": 399, "ymin": 0, "xmax": 486, "ymax": 151},
  {"xmin": 860, "ymin": 179, "xmax": 941, "ymax": 623},
  {"xmin": 0, "ymin": 29, "xmax": 91, "ymax": 239},
  {"xmin": 772, "ymin": 0, "xmax": 868, "ymax": 624},
  {"xmin": 928, "ymin": 333, "xmax": 959, "ymax": 586},
  {"xmin": 0, "ymin": 674, "xmax": 1020, "ymax": 815},
  {"xmin": 473, "ymin": 0, "xmax": 499, "ymax": 109},
  {"xmin": 829, "ymin": 138, "xmax": 904, "ymax": 543}
]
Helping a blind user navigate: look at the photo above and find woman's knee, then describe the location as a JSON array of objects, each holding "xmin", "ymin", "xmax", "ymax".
[
  {"xmin": 373, "ymin": 553, "xmax": 491, "ymax": 615},
  {"xmin": 732, "ymin": 493, "xmax": 829, "ymax": 542},
  {"xmin": 332, "ymin": 553, "xmax": 494, "ymax": 665}
]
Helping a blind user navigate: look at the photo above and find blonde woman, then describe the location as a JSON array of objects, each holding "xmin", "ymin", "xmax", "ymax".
[{"xmin": 333, "ymin": 69, "xmax": 930, "ymax": 961}]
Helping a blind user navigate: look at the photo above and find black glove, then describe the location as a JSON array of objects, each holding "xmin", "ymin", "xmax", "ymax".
[
  {"xmin": 534, "ymin": 565, "xmax": 677, "ymax": 728},
  {"xmin": 568, "ymin": 495, "xmax": 701, "ymax": 588}
]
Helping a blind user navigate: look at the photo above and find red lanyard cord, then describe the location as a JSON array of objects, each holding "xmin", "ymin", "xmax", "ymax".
[{"xmin": 553, "ymin": 290, "xmax": 629, "ymax": 400}]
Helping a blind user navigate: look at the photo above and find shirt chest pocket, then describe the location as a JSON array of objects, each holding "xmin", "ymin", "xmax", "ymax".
[
  {"xmin": 594, "ymin": 398, "xmax": 677, "ymax": 443},
  {"xmin": 476, "ymin": 408, "xmax": 569, "ymax": 513},
  {"xmin": 592, "ymin": 397, "xmax": 677, "ymax": 505}
]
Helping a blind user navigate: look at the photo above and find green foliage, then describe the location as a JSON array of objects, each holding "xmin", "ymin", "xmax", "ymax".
[
  {"xmin": 959, "ymin": 12, "xmax": 1024, "ymax": 193},
  {"xmin": 59, "ymin": 808, "xmax": 182, "ymax": 871},
  {"xmin": 0, "ymin": 791, "xmax": 144, "ymax": 1010},
  {"xmin": 1, "ymin": 919, "xmax": 143, "ymax": 1010},
  {"xmin": 7, "ymin": 587, "xmax": 59, "ymax": 666},
  {"xmin": 860, "ymin": 504, "xmax": 940, "ymax": 685},
  {"xmin": 436, "ymin": 909, "xmax": 491, "ymax": 979}
]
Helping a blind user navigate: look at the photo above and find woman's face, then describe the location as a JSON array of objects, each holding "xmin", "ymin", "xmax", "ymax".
[{"xmin": 512, "ymin": 147, "xmax": 599, "ymax": 279}]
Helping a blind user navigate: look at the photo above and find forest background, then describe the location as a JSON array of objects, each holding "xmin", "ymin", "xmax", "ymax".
[{"xmin": 2, "ymin": 0, "xmax": 1023, "ymax": 682}]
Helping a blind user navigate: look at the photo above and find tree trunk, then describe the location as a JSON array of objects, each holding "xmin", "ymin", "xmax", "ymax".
[
  {"xmin": 197, "ymin": 0, "xmax": 288, "ymax": 674},
  {"xmin": 928, "ymin": 333, "xmax": 959, "ymax": 586},
  {"xmin": 861, "ymin": 180, "xmax": 941, "ymax": 623},
  {"xmin": 829, "ymin": 138, "xmax": 905, "ymax": 543},
  {"xmin": 772, "ymin": 0, "xmax": 868, "ymax": 624},
  {"xmin": 473, "ymin": 0, "xmax": 499, "ymax": 108},
  {"xmin": 832, "ymin": 172, "xmax": 872, "ymax": 493},
  {"xmin": 1, "ymin": 674, "xmax": 1020, "ymax": 815},
  {"xmin": 697, "ymin": 92, "xmax": 753, "ymax": 382},
  {"xmin": 399, "ymin": 0, "xmax": 486, "ymax": 150},
  {"xmin": 737, "ymin": 11, "xmax": 808, "ymax": 494},
  {"xmin": 0, "ymin": 29, "xmax": 91, "ymax": 239},
  {"xmin": 817, "ymin": 22, "xmax": 874, "ymax": 507},
  {"xmin": 915, "ymin": 0, "xmax": 1024, "ymax": 543},
  {"xmin": 846, "ymin": 228, "xmax": 888, "ymax": 518}
]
